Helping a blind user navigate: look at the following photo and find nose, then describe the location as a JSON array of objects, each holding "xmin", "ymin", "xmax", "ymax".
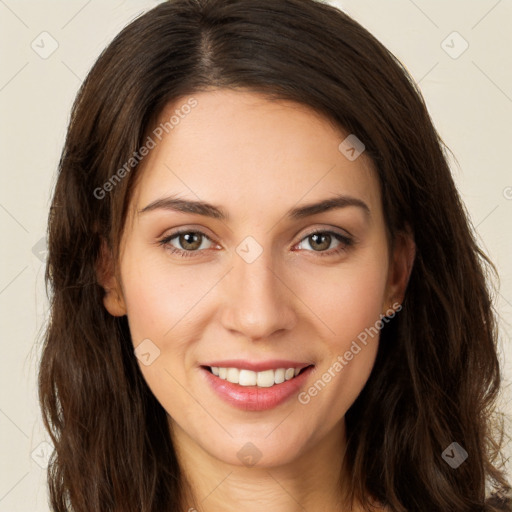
[{"xmin": 219, "ymin": 244, "xmax": 297, "ymax": 341}]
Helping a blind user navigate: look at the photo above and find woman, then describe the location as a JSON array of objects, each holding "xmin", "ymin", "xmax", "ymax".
[{"xmin": 39, "ymin": 0, "xmax": 511, "ymax": 510}]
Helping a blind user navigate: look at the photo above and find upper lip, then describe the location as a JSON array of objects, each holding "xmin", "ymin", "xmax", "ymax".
[{"xmin": 201, "ymin": 359, "xmax": 314, "ymax": 372}]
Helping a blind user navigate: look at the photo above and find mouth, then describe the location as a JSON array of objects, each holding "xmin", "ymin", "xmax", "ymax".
[
  {"xmin": 201, "ymin": 364, "xmax": 314, "ymax": 388},
  {"xmin": 199, "ymin": 362, "xmax": 316, "ymax": 411}
]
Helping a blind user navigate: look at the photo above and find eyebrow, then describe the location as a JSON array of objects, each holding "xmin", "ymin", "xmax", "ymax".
[{"xmin": 138, "ymin": 193, "xmax": 370, "ymax": 221}]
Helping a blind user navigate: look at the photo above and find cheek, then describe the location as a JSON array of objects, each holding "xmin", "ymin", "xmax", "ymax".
[
  {"xmin": 120, "ymin": 248, "xmax": 213, "ymax": 345},
  {"xmin": 119, "ymin": 250, "xmax": 212, "ymax": 415},
  {"xmin": 293, "ymin": 255, "xmax": 389, "ymax": 344},
  {"xmin": 291, "ymin": 254, "xmax": 388, "ymax": 407}
]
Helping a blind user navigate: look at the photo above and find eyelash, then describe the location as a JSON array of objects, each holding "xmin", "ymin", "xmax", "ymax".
[{"xmin": 158, "ymin": 228, "xmax": 354, "ymax": 258}]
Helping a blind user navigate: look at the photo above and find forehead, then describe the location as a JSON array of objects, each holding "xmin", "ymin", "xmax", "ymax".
[{"xmin": 129, "ymin": 89, "xmax": 380, "ymax": 224}]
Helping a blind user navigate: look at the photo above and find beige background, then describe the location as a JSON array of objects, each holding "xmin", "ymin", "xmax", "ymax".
[{"xmin": 0, "ymin": 0, "xmax": 511, "ymax": 510}]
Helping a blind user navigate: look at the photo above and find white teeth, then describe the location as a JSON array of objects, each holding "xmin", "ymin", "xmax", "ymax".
[
  {"xmin": 239, "ymin": 369, "xmax": 257, "ymax": 386},
  {"xmin": 274, "ymin": 368, "xmax": 285, "ymax": 384},
  {"xmin": 257, "ymin": 369, "xmax": 275, "ymax": 388},
  {"xmin": 209, "ymin": 366, "xmax": 306, "ymax": 387},
  {"xmin": 226, "ymin": 367, "xmax": 239, "ymax": 384}
]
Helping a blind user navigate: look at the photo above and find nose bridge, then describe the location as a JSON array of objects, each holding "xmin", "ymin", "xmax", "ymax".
[{"xmin": 220, "ymin": 237, "xmax": 296, "ymax": 339}]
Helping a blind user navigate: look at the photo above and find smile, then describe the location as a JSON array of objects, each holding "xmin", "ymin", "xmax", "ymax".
[
  {"xmin": 206, "ymin": 366, "xmax": 309, "ymax": 387},
  {"xmin": 200, "ymin": 362, "xmax": 315, "ymax": 411}
]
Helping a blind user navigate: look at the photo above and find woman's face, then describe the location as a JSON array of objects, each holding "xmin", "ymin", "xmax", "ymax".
[{"xmin": 102, "ymin": 88, "xmax": 411, "ymax": 469}]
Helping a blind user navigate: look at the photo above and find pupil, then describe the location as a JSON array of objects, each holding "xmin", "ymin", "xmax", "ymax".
[
  {"xmin": 311, "ymin": 233, "xmax": 330, "ymax": 251},
  {"xmin": 181, "ymin": 232, "xmax": 201, "ymax": 250}
]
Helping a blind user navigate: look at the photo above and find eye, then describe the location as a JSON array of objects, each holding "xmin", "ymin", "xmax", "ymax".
[
  {"xmin": 295, "ymin": 229, "xmax": 353, "ymax": 257},
  {"xmin": 158, "ymin": 228, "xmax": 354, "ymax": 259},
  {"xmin": 158, "ymin": 229, "xmax": 216, "ymax": 258}
]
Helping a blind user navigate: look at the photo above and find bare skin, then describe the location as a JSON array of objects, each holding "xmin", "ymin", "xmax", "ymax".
[{"xmin": 99, "ymin": 88, "xmax": 414, "ymax": 511}]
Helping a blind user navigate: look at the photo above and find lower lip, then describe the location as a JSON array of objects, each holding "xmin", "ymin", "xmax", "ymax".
[{"xmin": 200, "ymin": 365, "xmax": 314, "ymax": 411}]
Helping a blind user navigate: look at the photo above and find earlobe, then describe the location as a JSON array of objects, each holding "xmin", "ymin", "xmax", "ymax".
[
  {"xmin": 96, "ymin": 239, "xmax": 127, "ymax": 317},
  {"xmin": 102, "ymin": 285, "xmax": 127, "ymax": 317}
]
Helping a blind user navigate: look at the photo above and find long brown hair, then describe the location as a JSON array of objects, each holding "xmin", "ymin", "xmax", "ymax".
[{"xmin": 39, "ymin": 0, "xmax": 512, "ymax": 510}]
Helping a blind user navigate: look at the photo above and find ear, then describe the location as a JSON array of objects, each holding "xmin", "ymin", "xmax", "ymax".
[
  {"xmin": 96, "ymin": 238, "xmax": 127, "ymax": 317},
  {"xmin": 382, "ymin": 227, "xmax": 416, "ymax": 313}
]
